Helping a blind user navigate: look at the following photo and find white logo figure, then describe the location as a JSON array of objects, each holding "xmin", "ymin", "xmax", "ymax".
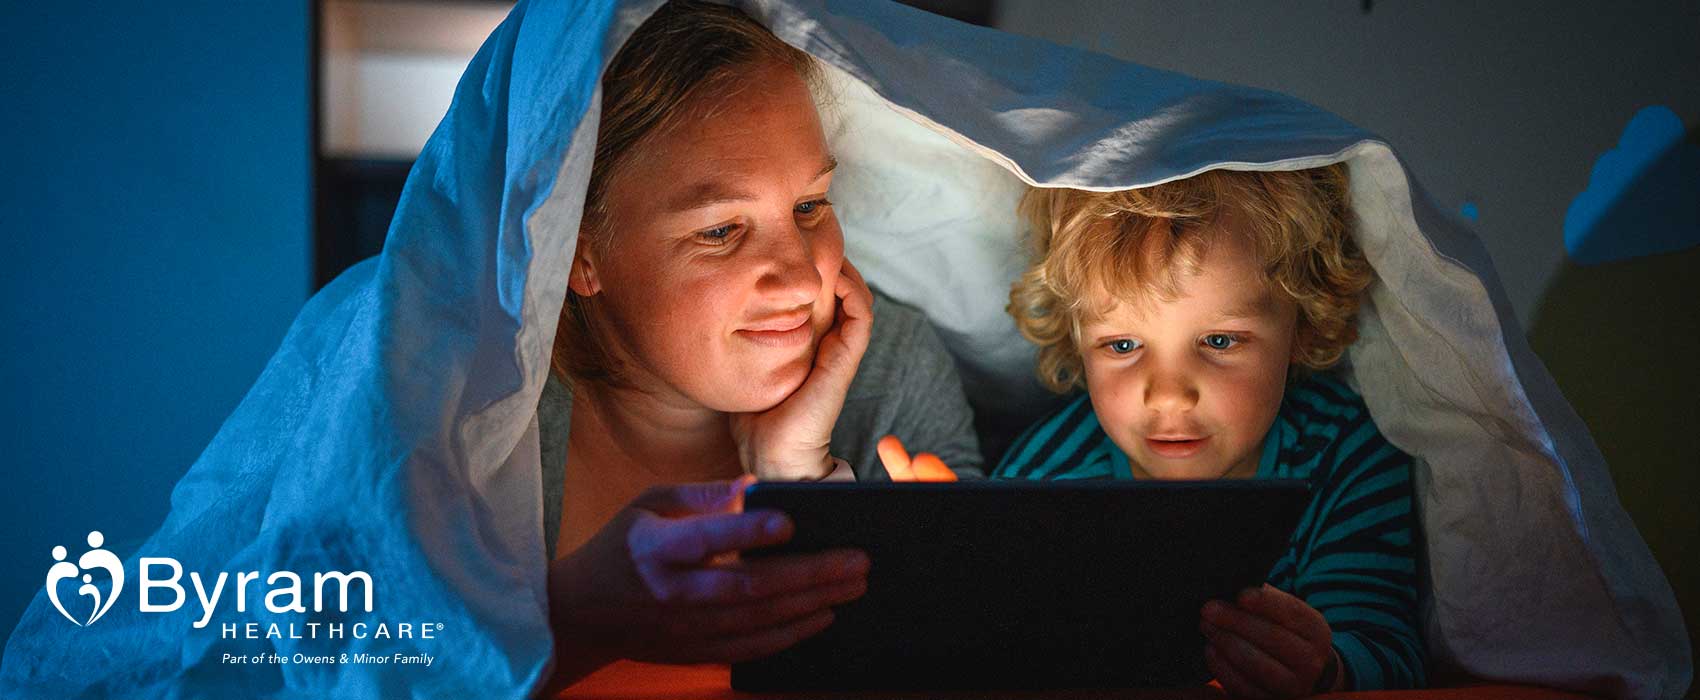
[{"xmin": 45, "ymin": 531, "xmax": 125, "ymax": 626}]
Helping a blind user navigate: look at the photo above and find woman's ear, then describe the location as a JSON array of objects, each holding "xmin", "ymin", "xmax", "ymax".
[{"xmin": 569, "ymin": 253, "xmax": 602, "ymax": 297}]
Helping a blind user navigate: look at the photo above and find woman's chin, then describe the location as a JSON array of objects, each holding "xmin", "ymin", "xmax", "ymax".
[{"xmin": 720, "ymin": 354, "xmax": 812, "ymax": 412}]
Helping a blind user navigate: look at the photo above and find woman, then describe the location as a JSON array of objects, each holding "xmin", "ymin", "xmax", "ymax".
[{"xmin": 539, "ymin": 1, "xmax": 984, "ymax": 686}]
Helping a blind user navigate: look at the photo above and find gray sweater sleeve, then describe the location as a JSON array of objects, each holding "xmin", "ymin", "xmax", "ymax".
[{"xmin": 830, "ymin": 292, "xmax": 986, "ymax": 481}]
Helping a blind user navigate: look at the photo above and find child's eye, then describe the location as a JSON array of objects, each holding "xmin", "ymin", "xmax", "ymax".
[
  {"xmin": 1105, "ymin": 338, "xmax": 1141, "ymax": 354},
  {"xmin": 1201, "ymin": 333, "xmax": 1240, "ymax": 351}
]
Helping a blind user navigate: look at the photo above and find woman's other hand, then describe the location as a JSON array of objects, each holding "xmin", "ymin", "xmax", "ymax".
[
  {"xmin": 731, "ymin": 260, "xmax": 875, "ymax": 480},
  {"xmin": 875, "ymin": 435, "xmax": 959, "ymax": 481},
  {"xmin": 546, "ymin": 476, "xmax": 869, "ymax": 687},
  {"xmin": 1200, "ymin": 584, "xmax": 1343, "ymax": 698}
]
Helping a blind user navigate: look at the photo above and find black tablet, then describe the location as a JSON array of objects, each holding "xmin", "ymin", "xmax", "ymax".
[{"xmin": 731, "ymin": 479, "xmax": 1310, "ymax": 692}]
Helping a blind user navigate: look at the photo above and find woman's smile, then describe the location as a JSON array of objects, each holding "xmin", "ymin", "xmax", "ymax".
[{"xmin": 735, "ymin": 308, "xmax": 815, "ymax": 348}]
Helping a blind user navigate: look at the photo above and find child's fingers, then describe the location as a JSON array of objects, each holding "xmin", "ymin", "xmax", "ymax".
[
  {"xmin": 876, "ymin": 435, "xmax": 915, "ymax": 481},
  {"xmin": 1201, "ymin": 599, "xmax": 1318, "ymax": 677},
  {"xmin": 876, "ymin": 437, "xmax": 958, "ymax": 482},
  {"xmin": 1203, "ymin": 625, "xmax": 1300, "ymax": 698},
  {"xmin": 1237, "ymin": 584, "xmax": 1332, "ymax": 647},
  {"xmin": 909, "ymin": 452, "xmax": 958, "ymax": 482},
  {"xmin": 1204, "ymin": 643, "xmax": 1274, "ymax": 700}
]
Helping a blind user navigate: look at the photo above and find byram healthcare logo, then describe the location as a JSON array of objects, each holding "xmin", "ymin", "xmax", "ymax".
[
  {"xmin": 41, "ymin": 531, "xmax": 446, "ymax": 668},
  {"xmin": 39, "ymin": 530, "xmax": 446, "ymax": 643},
  {"xmin": 46, "ymin": 530, "xmax": 124, "ymax": 626}
]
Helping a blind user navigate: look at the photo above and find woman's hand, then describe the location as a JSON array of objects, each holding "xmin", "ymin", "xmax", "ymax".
[
  {"xmin": 546, "ymin": 476, "xmax": 870, "ymax": 688},
  {"xmin": 1200, "ymin": 584, "xmax": 1343, "ymax": 699},
  {"xmin": 730, "ymin": 260, "xmax": 875, "ymax": 480}
]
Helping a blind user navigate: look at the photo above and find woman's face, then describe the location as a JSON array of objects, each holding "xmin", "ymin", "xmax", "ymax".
[{"xmin": 575, "ymin": 60, "xmax": 842, "ymax": 413}]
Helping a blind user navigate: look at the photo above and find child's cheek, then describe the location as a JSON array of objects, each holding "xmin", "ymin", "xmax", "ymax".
[
  {"xmin": 1083, "ymin": 360, "xmax": 1142, "ymax": 443},
  {"xmin": 1219, "ymin": 363, "xmax": 1287, "ymax": 445}
]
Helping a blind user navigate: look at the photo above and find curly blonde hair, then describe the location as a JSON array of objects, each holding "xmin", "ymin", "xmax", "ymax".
[{"xmin": 1008, "ymin": 165, "xmax": 1372, "ymax": 393}]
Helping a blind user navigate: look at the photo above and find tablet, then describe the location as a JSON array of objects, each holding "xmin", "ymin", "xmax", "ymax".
[{"xmin": 731, "ymin": 479, "xmax": 1310, "ymax": 692}]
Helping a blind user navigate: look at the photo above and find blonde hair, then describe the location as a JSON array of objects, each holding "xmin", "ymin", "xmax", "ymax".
[
  {"xmin": 553, "ymin": 0, "xmax": 822, "ymax": 386},
  {"xmin": 1008, "ymin": 165, "xmax": 1372, "ymax": 393}
]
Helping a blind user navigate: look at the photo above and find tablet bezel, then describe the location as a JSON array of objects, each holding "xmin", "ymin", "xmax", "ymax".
[{"xmin": 732, "ymin": 479, "xmax": 1311, "ymax": 691}]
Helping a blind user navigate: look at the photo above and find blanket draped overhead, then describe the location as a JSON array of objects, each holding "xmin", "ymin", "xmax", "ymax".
[{"xmin": 3, "ymin": 1, "xmax": 1687, "ymax": 697}]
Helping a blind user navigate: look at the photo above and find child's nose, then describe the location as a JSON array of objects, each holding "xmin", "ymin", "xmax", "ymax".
[{"xmin": 1142, "ymin": 366, "xmax": 1199, "ymax": 413}]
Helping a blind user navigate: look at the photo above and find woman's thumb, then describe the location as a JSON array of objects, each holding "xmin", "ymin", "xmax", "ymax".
[{"xmin": 634, "ymin": 475, "xmax": 755, "ymax": 517}]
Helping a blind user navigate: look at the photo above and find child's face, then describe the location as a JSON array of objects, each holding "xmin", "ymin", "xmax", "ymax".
[{"xmin": 1078, "ymin": 228, "xmax": 1298, "ymax": 480}]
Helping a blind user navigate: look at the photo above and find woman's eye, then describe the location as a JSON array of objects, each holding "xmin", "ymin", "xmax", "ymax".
[
  {"xmin": 1202, "ymin": 333, "xmax": 1238, "ymax": 350},
  {"xmin": 795, "ymin": 197, "xmax": 833, "ymax": 216},
  {"xmin": 697, "ymin": 223, "xmax": 738, "ymax": 243},
  {"xmin": 1107, "ymin": 339, "xmax": 1141, "ymax": 354}
]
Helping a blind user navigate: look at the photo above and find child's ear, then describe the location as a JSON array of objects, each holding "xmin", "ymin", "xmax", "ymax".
[
  {"xmin": 1288, "ymin": 326, "xmax": 1308, "ymax": 365},
  {"xmin": 1285, "ymin": 340, "xmax": 1307, "ymax": 384},
  {"xmin": 568, "ymin": 252, "xmax": 601, "ymax": 297}
]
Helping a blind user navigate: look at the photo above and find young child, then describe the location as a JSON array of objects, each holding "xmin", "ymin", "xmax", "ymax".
[{"xmin": 992, "ymin": 165, "xmax": 1424, "ymax": 695}]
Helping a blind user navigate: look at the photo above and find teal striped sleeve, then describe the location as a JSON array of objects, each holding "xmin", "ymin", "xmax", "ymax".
[
  {"xmin": 1279, "ymin": 379, "xmax": 1426, "ymax": 690},
  {"xmin": 991, "ymin": 394, "xmax": 1120, "ymax": 481}
]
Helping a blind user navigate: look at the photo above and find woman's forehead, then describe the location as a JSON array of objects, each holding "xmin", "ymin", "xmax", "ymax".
[
  {"xmin": 618, "ymin": 63, "xmax": 832, "ymax": 195},
  {"xmin": 661, "ymin": 155, "xmax": 838, "ymax": 214}
]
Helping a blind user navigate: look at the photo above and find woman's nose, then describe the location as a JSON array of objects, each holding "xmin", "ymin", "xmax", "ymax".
[{"xmin": 752, "ymin": 223, "xmax": 821, "ymax": 306}]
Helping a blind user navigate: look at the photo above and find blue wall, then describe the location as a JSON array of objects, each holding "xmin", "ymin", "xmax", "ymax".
[{"xmin": 0, "ymin": 3, "xmax": 310, "ymax": 659}]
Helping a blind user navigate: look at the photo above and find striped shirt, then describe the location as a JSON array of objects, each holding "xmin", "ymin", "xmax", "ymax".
[{"xmin": 992, "ymin": 373, "xmax": 1425, "ymax": 690}]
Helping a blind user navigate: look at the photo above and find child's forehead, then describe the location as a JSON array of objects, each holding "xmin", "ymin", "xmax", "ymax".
[
  {"xmin": 1081, "ymin": 232, "xmax": 1276, "ymax": 324},
  {"xmin": 1086, "ymin": 280, "xmax": 1275, "ymax": 323}
]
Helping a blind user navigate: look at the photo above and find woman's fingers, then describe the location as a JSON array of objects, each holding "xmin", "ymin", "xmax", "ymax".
[
  {"xmin": 641, "ymin": 537, "xmax": 868, "ymax": 606},
  {"xmin": 631, "ymin": 511, "xmax": 792, "ymax": 569},
  {"xmin": 909, "ymin": 452, "xmax": 958, "ymax": 481},
  {"xmin": 877, "ymin": 435, "xmax": 915, "ymax": 480},
  {"xmin": 837, "ymin": 258, "xmax": 874, "ymax": 321},
  {"xmin": 685, "ymin": 547, "xmax": 868, "ymax": 603},
  {"xmin": 687, "ymin": 574, "xmax": 867, "ymax": 638},
  {"xmin": 734, "ymin": 548, "xmax": 869, "ymax": 598},
  {"xmin": 819, "ymin": 259, "xmax": 873, "ymax": 372},
  {"xmin": 631, "ymin": 476, "xmax": 753, "ymax": 517},
  {"xmin": 563, "ymin": 484, "xmax": 854, "ymax": 672},
  {"xmin": 689, "ymin": 609, "xmax": 837, "ymax": 664}
]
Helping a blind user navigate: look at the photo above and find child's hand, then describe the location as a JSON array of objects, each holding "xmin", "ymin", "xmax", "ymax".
[
  {"xmin": 875, "ymin": 435, "xmax": 958, "ymax": 481},
  {"xmin": 1200, "ymin": 584, "xmax": 1342, "ymax": 699}
]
